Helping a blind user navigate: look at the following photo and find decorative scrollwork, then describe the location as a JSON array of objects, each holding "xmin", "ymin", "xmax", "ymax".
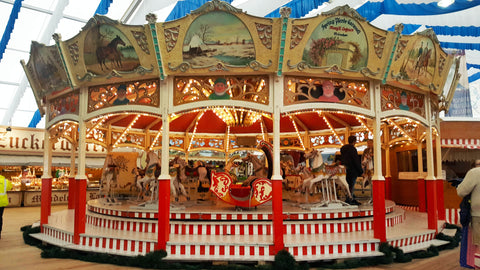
[
  {"xmin": 255, "ymin": 23, "xmax": 272, "ymax": 49},
  {"xmin": 325, "ymin": 65, "xmax": 344, "ymax": 74},
  {"xmin": 360, "ymin": 67, "xmax": 379, "ymax": 77},
  {"xmin": 373, "ymin": 32, "xmax": 386, "ymax": 59},
  {"xmin": 322, "ymin": 5, "xmax": 366, "ymax": 21},
  {"xmin": 77, "ymin": 72, "xmax": 97, "ymax": 81},
  {"xmin": 395, "ymin": 40, "xmax": 408, "ymax": 61},
  {"xmin": 279, "ymin": 7, "xmax": 291, "ymax": 18},
  {"xmin": 164, "ymin": 26, "xmax": 180, "ymax": 52},
  {"xmin": 168, "ymin": 62, "xmax": 192, "ymax": 72},
  {"xmin": 248, "ymin": 60, "xmax": 272, "ymax": 71},
  {"xmin": 68, "ymin": 41, "xmax": 80, "ymax": 65},
  {"xmin": 290, "ymin": 24, "xmax": 308, "ymax": 49},
  {"xmin": 131, "ymin": 30, "xmax": 150, "ymax": 54},
  {"xmin": 286, "ymin": 60, "xmax": 307, "ymax": 71},
  {"xmin": 438, "ymin": 55, "xmax": 446, "ymax": 75},
  {"xmin": 191, "ymin": 0, "xmax": 242, "ymax": 15}
]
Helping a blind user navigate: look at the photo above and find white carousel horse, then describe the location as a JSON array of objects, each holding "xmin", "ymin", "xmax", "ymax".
[
  {"xmin": 169, "ymin": 156, "xmax": 189, "ymax": 201},
  {"xmin": 300, "ymin": 148, "xmax": 327, "ymax": 194},
  {"xmin": 136, "ymin": 151, "xmax": 161, "ymax": 201},
  {"xmin": 300, "ymin": 148, "xmax": 353, "ymax": 204},
  {"xmin": 101, "ymin": 154, "xmax": 118, "ymax": 202}
]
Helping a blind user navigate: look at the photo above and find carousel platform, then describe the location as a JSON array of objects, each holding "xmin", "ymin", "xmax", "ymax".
[{"xmin": 32, "ymin": 198, "xmax": 449, "ymax": 262}]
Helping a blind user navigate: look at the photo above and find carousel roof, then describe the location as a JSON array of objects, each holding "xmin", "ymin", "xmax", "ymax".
[
  {"xmin": 1, "ymin": 0, "xmax": 480, "ymax": 130},
  {"xmin": 101, "ymin": 110, "xmax": 364, "ymax": 135}
]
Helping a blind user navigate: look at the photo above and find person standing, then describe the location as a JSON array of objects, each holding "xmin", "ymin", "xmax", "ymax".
[
  {"xmin": 0, "ymin": 174, "xmax": 13, "ymax": 239},
  {"xmin": 340, "ymin": 135, "xmax": 363, "ymax": 205},
  {"xmin": 457, "ymin": 159, "xmax": 480, "ymax": 269}
]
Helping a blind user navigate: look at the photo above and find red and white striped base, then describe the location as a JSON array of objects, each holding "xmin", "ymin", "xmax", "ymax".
[{"xmin": 33, "ymin": 199, "xmax": 446, "ymax": 262}]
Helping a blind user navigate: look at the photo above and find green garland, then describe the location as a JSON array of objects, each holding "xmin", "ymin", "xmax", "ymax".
[{"xmin": 21, "ymin": 224, "xmax": 461, "ymax": 270}]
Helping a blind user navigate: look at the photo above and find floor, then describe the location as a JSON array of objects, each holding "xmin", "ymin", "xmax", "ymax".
[{"xmin": 0, "ymin": 205, "xmax": 469, "ymax": 270}]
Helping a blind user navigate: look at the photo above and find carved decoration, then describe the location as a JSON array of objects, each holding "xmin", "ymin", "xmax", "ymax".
[
  {"xmin": 395, "ymin": 40, "xmax": 408, "ymax": 61},
  {"xmin": 191, "ymin": 0, "xmax": 242, "ymax": 15},
  {"xmin": 439, "ymin": 55, "xmax": 446, "ymax": 75},
  {"xmin": 255, "ymin": 23, "xmax": 272, "ymax": 49},
  {"xmin": 381, "ymin": 85, "xmax": 425, "ymax": 117},
  {"xmin": 284, "ymin": 76, "xmax": 370, "ymax": 109},
  {"xmin": 68, "ymin": 41, "xmax": 80, "ymax": 65},
  {"xmin": 280, "ymin": 7, "xmax": 291, "ymax": 18},
  {"xmin": 322, "ymin": 5, "xmax": 366, "ymax": 21},
  {"xmin": 164, "ymin": 26, "xmax": 180, "ymax": 52},
  {"xmin": 88, "ymin": 79, "xmax": 160, "ymax": 113},
  {"xmin": 131, "ymin": 30, "xmax": 150, "ymax": 54},
  {"xmin": 290, "ymin": 24, "xmax": 308, "ymax": 49},
  {"xmin": 373, "ymin": 32, "xmax": 386, "ymax": 59},
  {"xmin": 173, "ymin": 76, "xmax": 269, "ymax": 106}
]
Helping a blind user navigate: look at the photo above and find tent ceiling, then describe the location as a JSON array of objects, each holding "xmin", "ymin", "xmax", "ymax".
[{"xmin": 1, "ymin": 0, "xmax": 479, "ymax": 129}]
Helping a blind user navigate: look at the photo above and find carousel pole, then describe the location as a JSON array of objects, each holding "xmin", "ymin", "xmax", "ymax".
[
  {"xmin": 383, "ymin": 125, "xmax": 392, "ymax": 200},
  {"xmin": 271, "ymin": 76, "xmax": 284, "ymax": 254},
  {"xmin": 435, "ymin": 131, "xmax": 445, "ymax": 220},
  {"xmin": 40, "ymin": 129, "xmax": 53, "ymax": 233},
  {"xmin": 157, "ymin": 78, "xmax": 171, "ymax": 250},
  {"xmin": 68, "ymin": 142, "xmax": 76, "ymax": 209},
  {"xmin": 425, "ymin": 99, "xmax": 438, "ymax": 232},
  {"xmin": 74, "ymin": 88, "xmax": 88, "ymax": 244},
  {"xmin": 372, "ymin": 82, "xmax": 386, "ymax": 242},
  {"xmin": 417, "ymin": 141, "xmax": 426, "ymax": 212}
]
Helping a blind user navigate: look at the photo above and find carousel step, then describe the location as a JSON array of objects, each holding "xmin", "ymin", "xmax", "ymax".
[
  {"xmin": 85, "ymin": 207, "xmax": 404, "ymax": 235},
  {"xmin": 398, "ymin": 239, "xmax": 450, "ymax": 253}
]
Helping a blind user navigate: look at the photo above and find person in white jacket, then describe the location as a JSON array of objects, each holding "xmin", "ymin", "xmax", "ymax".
[{"xmin": 457, "ymin": 159, "xmax": 480, "ymax": 269}]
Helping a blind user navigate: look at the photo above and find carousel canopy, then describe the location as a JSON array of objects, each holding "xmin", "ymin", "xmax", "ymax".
[{"xmin": 0, "ymin": 0, "xmax": 479, "ymax": 130}]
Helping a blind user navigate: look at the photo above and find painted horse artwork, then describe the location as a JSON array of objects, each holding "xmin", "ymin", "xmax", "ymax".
[{"xmin": 96, "ymin": 35, "xmax": 125, "ymax": 71}]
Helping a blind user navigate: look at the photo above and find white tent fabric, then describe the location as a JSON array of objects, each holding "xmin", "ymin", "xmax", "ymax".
[{"xmin": 0, "ymin": 0, "xmax": 479, "ymax": 128}]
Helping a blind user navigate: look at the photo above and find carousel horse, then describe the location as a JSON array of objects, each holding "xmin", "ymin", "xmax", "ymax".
[
  {"xmin": 224, "ymin": 154, "xmax": 241, "ymax": 183},
  {"xmin": 136, "ymin": 151, "xmax": 161, "ymax": 201},
  {"xmin": 300, "ymin": 149, "xmax": 353, "ymax": 204},
  {"xmin": 241, "ymin": 152, "xmax": 268, "ymax": 187},
  {"xmin": 361, "ymin": 148, "xmax": 374, "ymax": 194},
  {"xmin": 300, "ymin": 148, "xmax": 327, "ymax": 194},
  {"xmin": 101, "ymin": 154, "xmax": 118, "ymax": 202},
  {"xmin": 168, "ymin": 156, "xmax": 192, "ymax": 201}
]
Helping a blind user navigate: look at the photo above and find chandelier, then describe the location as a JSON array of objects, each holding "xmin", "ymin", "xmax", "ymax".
[{"xmin": 213, "ymin": 108, "xmax": 262, "ymax": 127}]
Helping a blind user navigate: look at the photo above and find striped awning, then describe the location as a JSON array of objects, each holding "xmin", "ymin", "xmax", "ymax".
[{"xmin": 441, "ymin": 138, "xmax": 480, "ymax": 149}]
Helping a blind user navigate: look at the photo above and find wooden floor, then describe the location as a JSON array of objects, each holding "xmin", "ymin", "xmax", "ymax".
[{"xmin": 0, "ymin": 205, "xmax": 469, "ymax": 270}]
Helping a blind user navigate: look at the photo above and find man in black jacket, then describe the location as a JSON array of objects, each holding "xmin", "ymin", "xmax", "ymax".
[{"xmin": 340, "ymin": 135, "xmax": 363, "ymax": 205}]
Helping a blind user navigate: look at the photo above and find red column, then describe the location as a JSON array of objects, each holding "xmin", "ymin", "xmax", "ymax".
[
  {"xmin": 385, "ymin": 176, "xmax": 392, "ymax": 200},
  {"xmin": 40, "ymin": 177, "xmax": 52, "ymax": 233},
  {"xmin": 68, "ymin": 177, "xmax": 76, "ymax": 209},
  {"xmin": 372, "ymin": 179, "xmax": 386, "ymax": 242},
  {"xmin": 73, "ymin": 178, "xmax": 87, "ymax": 244},
  {"xmin": 417, "ymin": 178, "xmax": 426, "ymax": 212},
  {"xmin": 436, "ymin": 179, "xmax": 445, "ymax": 220},
  {"xmin": 272, "ymin": 179, "xmax": 284, "ymax": 253},
  {"xmin": 157, "ymin": 178, "xmax": 170, "ymax": 250},
  {"xmin": 426, "ymin": 179, "xmax": 438, "ymax": 231}
]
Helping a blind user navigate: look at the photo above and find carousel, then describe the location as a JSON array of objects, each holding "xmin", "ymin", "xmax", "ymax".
[{"xmin": 22, "ymin": 0, "xmax": 460, "ymax": 263}]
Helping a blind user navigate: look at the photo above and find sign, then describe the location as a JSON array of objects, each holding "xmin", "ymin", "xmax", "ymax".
[
  {"xmin": 0, "ymin": 126, "xmax": 105, "ymax": 155},
  {"xmin": 22, "ymin": 189, "xmax": 101, "ymax": 206}
]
